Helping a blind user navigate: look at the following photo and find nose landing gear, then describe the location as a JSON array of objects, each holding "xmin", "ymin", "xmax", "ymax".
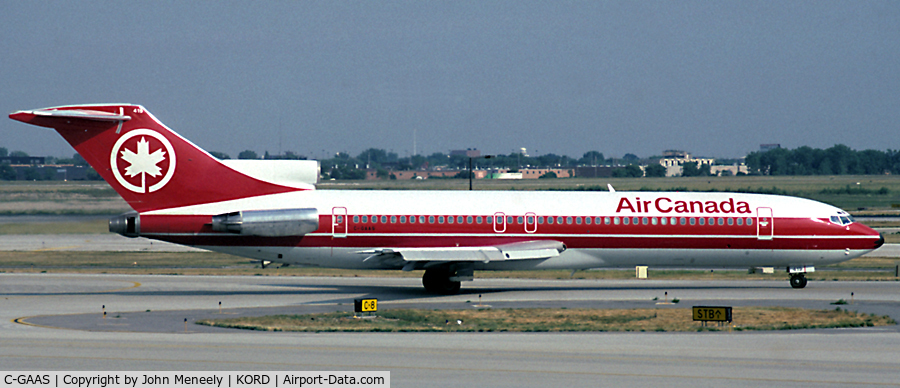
[{"xmin": 789, "ymin": 273, "xmax": 808, "ymax": 289}]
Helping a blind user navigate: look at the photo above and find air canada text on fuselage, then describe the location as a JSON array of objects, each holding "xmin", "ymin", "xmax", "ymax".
[{"xmin": 616, "ymin": 197, "xmax": 752, "ymax": 214}]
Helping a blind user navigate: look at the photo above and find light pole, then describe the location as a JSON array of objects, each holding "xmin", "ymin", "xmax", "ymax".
[{"xmin": 469, "ymin": 155, "xmax": 493, "ymax": 190}]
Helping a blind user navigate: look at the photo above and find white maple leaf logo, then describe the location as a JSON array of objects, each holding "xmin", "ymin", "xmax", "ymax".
[
  {"xmin": 110, "ymin": 128, "xmax": 176, "ymax": 194},
  {"xmin": 120, "ymin": 137, "xmax": 166, "ymax": 179}
]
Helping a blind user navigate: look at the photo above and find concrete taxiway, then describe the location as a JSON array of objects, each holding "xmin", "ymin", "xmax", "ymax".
[{"xmin": 2, "ymin": 273, "xmax": 899, "ymax": 387}]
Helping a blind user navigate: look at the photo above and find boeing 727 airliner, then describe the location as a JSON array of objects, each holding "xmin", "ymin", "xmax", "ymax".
[{"xmin": 9, "ymin": 104, "xmax": 884, "ymax": 293}]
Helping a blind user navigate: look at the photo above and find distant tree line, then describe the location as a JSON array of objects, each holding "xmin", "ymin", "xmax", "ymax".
[
  {"xmin": 745, "ymin": 145, "xmax": 900, "ymax": 175},
  {"xmin": 4, "ymin": 143, "xmax": 900, "ymax": 182}
]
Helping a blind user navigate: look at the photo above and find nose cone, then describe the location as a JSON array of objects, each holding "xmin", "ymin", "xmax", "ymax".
[{"xmin": 874, "ymin": 233, "xmax": 885, "ymax": 250}]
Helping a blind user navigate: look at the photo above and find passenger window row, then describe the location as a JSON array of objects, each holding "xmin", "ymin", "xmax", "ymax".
[{"xmin": 349, "ymin": 215, "xmax": 754, "ymax": 226}]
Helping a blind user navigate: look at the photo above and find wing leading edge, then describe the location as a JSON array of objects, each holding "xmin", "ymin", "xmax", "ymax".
[{"xmin": 359, "ymin": 240, "xmax": 566, "ymax": 264}]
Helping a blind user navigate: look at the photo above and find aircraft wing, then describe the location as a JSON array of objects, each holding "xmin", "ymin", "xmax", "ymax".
[{"xmin": 359, "ymin": 240, "xmax": 566, "ymax": 264}]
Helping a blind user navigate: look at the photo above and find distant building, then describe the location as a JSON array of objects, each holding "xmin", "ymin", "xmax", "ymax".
[
  {"xmin": 662, "ymin": 150, "xmax": 688, "ymax": 158},
  {"xmin": 0, "ymin": 156, "xmax": 45, "ymax": 165},
  {"xmin": 760, "ymin": 144, "xmax": 781, "ymax": 152},
  {"xmin": 574, "ymin": 166, "xmax": 616, "ymax": 178},
  {"xmin": 519, "ymin": 168, "xmax": 573, "ymax": 179},
  {"xmin": 710, "ymin": 163, "xmax": 749, "ymax": 176},
  {"xmin": 449, "ymin": 149, "xmax": 481, "ymax": 158},
  {"xmin": 656, "ymin": 150, "xmax": 715, "ymax": 177},
  {"xmin": 9, "ymin": 164, "xmax": 92, "ymax": 181}
]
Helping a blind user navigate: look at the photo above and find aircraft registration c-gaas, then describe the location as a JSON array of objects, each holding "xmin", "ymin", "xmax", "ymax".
[{"xmin": 10, "ymin": 104, "xmax": 885, "ymax": 294}]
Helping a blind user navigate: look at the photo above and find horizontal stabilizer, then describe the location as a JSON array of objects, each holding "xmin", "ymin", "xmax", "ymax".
[{"xmin": 10, "ymin": 106, "xmax": 132, "ymax": 127}]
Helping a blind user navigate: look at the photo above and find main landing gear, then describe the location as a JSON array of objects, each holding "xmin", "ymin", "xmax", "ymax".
[
  {"xmin": 789, "ymin": 273, "xmax": 808, "ymax": 289},
  {"xmin": 422, "ymin": 264, "xmax": 473, "ymax": 295},
  {"xmin": 422, "ymin": 268, "xmax": 461, "ymax": 295}
]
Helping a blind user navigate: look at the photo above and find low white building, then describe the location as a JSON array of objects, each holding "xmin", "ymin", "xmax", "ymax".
[{"xmin": 658, "ymin": 150, "xmax": 715, "ymax": 177}]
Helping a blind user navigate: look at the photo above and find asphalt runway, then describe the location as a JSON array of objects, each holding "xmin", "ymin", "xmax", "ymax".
[{"xmin": 2, "ymin": 273, "xmax": 900, "ymax": 387}]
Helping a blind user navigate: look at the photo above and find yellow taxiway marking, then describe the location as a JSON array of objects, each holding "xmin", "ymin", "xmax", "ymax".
[{"xmin": 32, "ymin": 245, "xmax": 81, "ymax": 251}]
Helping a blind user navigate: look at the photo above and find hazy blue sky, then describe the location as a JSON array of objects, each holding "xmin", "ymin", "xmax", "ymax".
[{"xmin": 2, "ymin": 1, "xmax": 898, "ymax": 160}]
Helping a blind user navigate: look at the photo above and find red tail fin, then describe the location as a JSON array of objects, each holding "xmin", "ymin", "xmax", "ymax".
[{"xmin": 10, "ymin": 104, "xmax": 304, "ymax": 212}]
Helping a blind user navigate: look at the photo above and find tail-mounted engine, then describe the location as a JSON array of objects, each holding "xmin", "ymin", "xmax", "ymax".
[
  {"xmin": 211, "ymin": 208, "xmax": 319, "ymax": 237},
  {"xmin": 109, "ymin": 211, "xmax": 140, "ymax": 238}
]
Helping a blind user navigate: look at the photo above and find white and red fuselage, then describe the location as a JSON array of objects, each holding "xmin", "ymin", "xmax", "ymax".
[
  {"xmin": 143, "ymin": 190, "xmax": 880, "ymax": 271},
  {"xmin": 9, "ymin": 104, "xmax": 884, "ymax": 292}
]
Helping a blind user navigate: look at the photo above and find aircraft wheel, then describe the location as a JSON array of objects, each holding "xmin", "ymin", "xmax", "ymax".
[
  {"xmin": 789, "ymin": 274, "xmax": 808, "ymax": 289},
  {"xmin": 423, "ymin": 268, "xmax": 461, "ymax": 295}
]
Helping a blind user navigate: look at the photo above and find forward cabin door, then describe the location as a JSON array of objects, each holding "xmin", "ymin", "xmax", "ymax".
[
  {"xmin": 756, "ymin": 207, "xmax": 773, "ymax": 240},
  {"xmin": 332, "ymin": 207, "xmax": 347, "ymax": 238}
]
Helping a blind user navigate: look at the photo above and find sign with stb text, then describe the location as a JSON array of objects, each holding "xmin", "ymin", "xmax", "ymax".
[{"xmin": 692, "ymin": 306, "xmax": 732, "ymax": 322}]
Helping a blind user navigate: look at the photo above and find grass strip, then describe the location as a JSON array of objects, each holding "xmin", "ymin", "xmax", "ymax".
[{"xmin": 196, "ymin": 306, "xmax": 896, "ymax": 333}]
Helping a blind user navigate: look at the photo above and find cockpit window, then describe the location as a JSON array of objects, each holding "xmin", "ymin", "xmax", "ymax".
[{"xmin": 830, "ymin": 212, "xmax": 854, "ymax": 226}]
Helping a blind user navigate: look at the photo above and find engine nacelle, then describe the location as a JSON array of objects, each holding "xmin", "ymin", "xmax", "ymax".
[
  {"xmin": 109, "ymin": 211, "xmax": 140, "ymax": 238},
  {"xmin": 211, "ymin": 208, "xmax": 319, "ymax": 237}
]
